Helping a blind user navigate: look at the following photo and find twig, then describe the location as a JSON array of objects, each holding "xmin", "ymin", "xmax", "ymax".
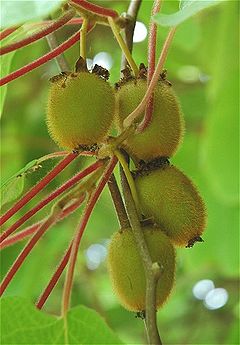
[
  {"xmin": 120, "ymin": 1, "xmax": 162, "ymax": 344},
  {"xmin": 107, "ymin": 174, "xmax": 129, "ymax": 229},
  {"xmin": 121, "ymin": 0, "xmax": 142, "ymax": 70},
  {"xmin": 121, "ymin": 171, "xmax": 162, "ymax": 345}
]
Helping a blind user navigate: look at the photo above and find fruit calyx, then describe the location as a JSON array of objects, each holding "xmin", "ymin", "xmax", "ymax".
[
  {"xmin": 132, "ymin": 157, "xmax": 170, "ymax": 178},
  {"xmin": 186, "ymin": 236, "xmax": 204, "ymax": 248},
  {"xmin": 115, "ymin": 63, "xmax": 171, "ymax": 90}
]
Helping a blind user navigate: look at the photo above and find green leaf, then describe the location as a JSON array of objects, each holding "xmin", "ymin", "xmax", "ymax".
[
  {"xmin": 202, "ymin": 1, "xmax": 239, "ymax": 205},
  {"xmin": 153, "ymin": 0, "xmax": 223, "ymax": 27},
  {"xmin": 1, "ymin": 297, "xmax": 123, "ymax": 344},
  {"xmin": 1, "ymin": 159, "xmax": 42, "ymax": 208},
  {"xmin": 1, "ymin": 0, "xmax": 65, "ymax": 29}
]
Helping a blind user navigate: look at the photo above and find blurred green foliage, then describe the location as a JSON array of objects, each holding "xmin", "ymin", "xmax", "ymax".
[{"xmin": 1, "ymin": 1, "xmax": 239, "ymax": 344}]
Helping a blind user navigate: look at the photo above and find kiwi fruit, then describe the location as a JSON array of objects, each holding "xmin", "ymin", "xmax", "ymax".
[
  {"xmin": 107, "ymin": 226, "xmax": 175, "ymax": 312},
  {"xmin": 47, "ymin": 69, "xmax": 115, "ymax": 149},
  {"xmin": 134, "ymin": 165, "xmax": 206, "ymax": 247},
  {"xmin": 115, "ymin": 78, "xmax": 184, "ymax": 161}
]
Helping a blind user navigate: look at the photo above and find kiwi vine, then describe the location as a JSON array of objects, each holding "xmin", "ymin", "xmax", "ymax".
[{"xmin": 0, "ymin": 1, "xmax": 207, "ymax": 344}]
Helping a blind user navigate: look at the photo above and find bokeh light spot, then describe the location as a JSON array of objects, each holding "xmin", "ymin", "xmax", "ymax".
[
  {"xmin": 133, "ymin": 21, "xmax": 147, "ymax": 43},
  {"xmin": 92, "ymin": 52, "xmax": 113, "ymax": 70},
  {"xmin": 192, "ymin": 279, "xmax": 215, "ymax": 300},
  {"xmin": 204, "ymin": 288, "xmax": 229, "ymax": 310}
]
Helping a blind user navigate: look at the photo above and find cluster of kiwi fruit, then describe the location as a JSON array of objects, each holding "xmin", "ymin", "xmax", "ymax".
[{"xmin": 46, "ymin": 59, "xmax": 206, "ymax": 314}]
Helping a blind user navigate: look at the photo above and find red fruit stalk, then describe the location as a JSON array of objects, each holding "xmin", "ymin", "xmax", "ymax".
[
  {"xmin": 0, "ymin": 152, "xmax": 78, "ymax": 229},
  {"xmin": 61, "ymin": 156, "xmax": 118, "ymax": 315},
  {"xmin": 0, "ymin": 160, "xmax": 104, "ymax": 243},
  {"xmin": 0, "ymin": 8, "xmax": 76, "ymax": 56}
]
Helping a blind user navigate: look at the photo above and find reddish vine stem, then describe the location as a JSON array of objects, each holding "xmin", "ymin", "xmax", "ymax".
[
  {"xmin": 61, "ymin": 156, "xmax": 118, "ymax": 315},
  {"xmin": 0, "ymin": 8, "xmax": 76, "ymax": 56},
  {"xmin": 70, "ymin": 0, "xmax": 118, "ymax": 18},
  {"xmin": 0, "ymin": 214, "xmax": 58, "ymax": 296},
  {"xmin": 124, "ymin": 27, "xmax": 176, "ymax": 128},
  {"xmin": 0, "ymin": 27, "xmax": 19, "ymax": 40},
  {"xmin": 0, "ymin": 194, "xmax": 86, "ymax": 250},
  {"xmin": 0, "ymin": 152, "xmax": 77, "ymax": 228},
  {"xmin": 0, "ymin": 29, "xmax": 79, "ymax": 86},
  {"xmin": 138, "ymin": 0, "xmax": 162, "ymax": 132},
  {"xmin": 0, "ymin": 222, "xmax": 42, "ymax": 250},
  {"xmin": 36, "ymin": 243, "xmax": 72, "ymax": 309},
  {"xmin": 0, "ymin": 160, "xmax": 104, "ymax": 243}
]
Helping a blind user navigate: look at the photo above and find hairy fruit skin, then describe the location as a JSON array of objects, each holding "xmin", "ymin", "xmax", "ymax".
[
  {"xmin": 47, "ymin": 71, "xmax": 115, "ymax": 149},
  {"xmin": 116, "ymin": 79, "xmax": 184, "ymax": 161},
  {"xmin": 107, "ymin": 227, "xmax": 175, "ymax": 312},
  {"xmin": 135, "ymin": 165, "xmax": 207, "ymax": 247}
]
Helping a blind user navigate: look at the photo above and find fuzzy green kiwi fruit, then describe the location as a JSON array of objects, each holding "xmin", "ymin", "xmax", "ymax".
[
  {"xmin": 134, "ymin": 165, "xmax": 206, "ymax": 247},
  {"xmin": 47, "ymin": 69, "xmax": 115, "ymax": 149},
  {"xmin": 107, "ymin": 226, "xmax": 175, "ymax": 312},
  {"xmin": 115, "ymin": 78, "xmax": 184, "ymax": 161}
]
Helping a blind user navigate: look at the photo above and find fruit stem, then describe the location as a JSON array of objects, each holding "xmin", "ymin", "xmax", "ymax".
[
  {"xmin": 0, "ymin": 27, "xmax": 19, "ymax": 40},
  {"xmin": 0, "ymin": 194, "xmax": 86, "ymax": 250},
  {"xmin": 36, "ymin": 243, "xmax": 72, "ymax": 309},
  {"xmin": 0, "ymin": 152, "xmax": 78, "ymax": 229},
  {"xmin": 121, "ymin": 171, "xmax": 162, "ymax": 345},
  {"xmin": 0, "ymin": 209, "xmax": 59, "ymax": 296},
  {"xmin": 0, "ymin": 31, "xmax": 78, "ymax": 86},
  {"xmin": 0, "ymin": 221, "xmax": 42, "ymax": 250},
  {"xmin": 108, "ymin": 17, "xmax": 139, "ymax": 77},
  {"xmin": 108, "ymin": 174, "xmax": 130, "ymax": 228},
  {"xmin": 61, "ymin": 156, "xmax": 117, "ymax": 315},
  {"xmin": 0, "ymin": 8, "xmax": 76, "ymax": 56},
  {"xmin": 0, "ymin": 160, "xmax": 105, "ymax": 243},
  {"xmin": 138, "ymin": 0, "xmax": 162, "ymax": 133},
  {"xmin": 114, "ymin": 149, "xmax": 141, "ymax": 218},
  {"xmin": 123, "ymin": 27, "xmax": 176, "ymax": 129},
  {"xmin": 80, "ymin": 17, "xmax": 89, "ymax": 59}
]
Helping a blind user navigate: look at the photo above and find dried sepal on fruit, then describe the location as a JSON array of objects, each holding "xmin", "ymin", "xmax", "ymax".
[
  {"xmin": 46, "ymin": 62, "xmax": 115, "ymax": 150},
  {"xmin": 115, "ymin": 71, "xmax": 184, "ymax": 162},
  {"xmin": 134, "ymin": 165, "xmax": 207, "ymax": 247},
  {"xmin": 107, "ymin": 226, "xmax": 175, "ymax": 312}
]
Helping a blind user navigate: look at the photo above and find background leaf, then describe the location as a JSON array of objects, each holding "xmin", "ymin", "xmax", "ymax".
[
  {"xmin": 201, "ymin": 1, "xmax": 239, "ymax": 205},
  {"xmin": 1, "ymin": 297, "xmax": 124, "ymax": 344},
  {"xmin": 153, "ymin": 0, "xmax": 223, "ymax": 27},
  {"xmin": 0, "ymin": 0, "xmax": 65, "ymax": 29}
]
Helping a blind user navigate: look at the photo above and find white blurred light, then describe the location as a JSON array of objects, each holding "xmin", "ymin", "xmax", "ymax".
[
  {"xmin": 192, "ymin": 279, "xmax": 215, "ymax": 300},
  {"xmin": 199, "ymin": 73, "xmax": 211, "ymax": 83},
  {"xmin": 177, "ymin": 65, "xmax": 200, "ymax": 83},
  {"xmin": 204, "ymin": 288, "xmax": 229, "ymax": 310},
  {"xmin": 92, "ymin": 52, "xmax": 113, "ymax": 70},
  {"xmin": 133, "ymin": 21, "xmax": 147, "ymax": 43},
  {"xmin": 85, "ymin": 243, "xmax": 107, "ymax": 270},
  {"xmin": 86, "ymin": 58, "xmax": 93, "ymax": 70}
]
